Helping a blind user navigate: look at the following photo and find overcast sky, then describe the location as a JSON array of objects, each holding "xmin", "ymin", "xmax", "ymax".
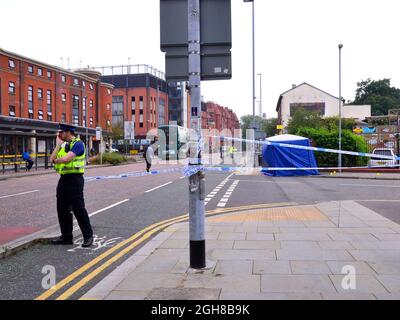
[{"xmin": 1, "ymin": 0, "xmax": 399, "ymax": 119}]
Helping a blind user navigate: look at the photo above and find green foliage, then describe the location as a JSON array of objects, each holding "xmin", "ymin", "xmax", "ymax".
[
  {"xmin": 286, "ymin": 109, "xmax": 324, "ymax": 134},
  {"xmin": 91, "ymin": 152, "xmax": 127, "ymax": 165},
  {"xmin": 352, "ymin": 78, "xmax": 400, "ymax": 116},
  {"xmin": 286, "ymin": 110, "xmax": 355, "ymax": 135},
  {"xmin": 240, "ymin": 115, "xmax": 278, "ymax": 137},
  {"xmin": 297, "ymin": 127, "xmax": 369, "ymax": 167},
  {"xmin": 323, "ymin": 116, "xmax": 355, "ymax": 131}
]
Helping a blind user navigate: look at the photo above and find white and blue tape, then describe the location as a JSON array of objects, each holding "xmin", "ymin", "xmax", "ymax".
[{"xmin": 212, "ymin": 135, "xmax": 400, "ymax": 161}]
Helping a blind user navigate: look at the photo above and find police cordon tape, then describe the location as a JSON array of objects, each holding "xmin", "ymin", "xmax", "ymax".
[
  {"xmin": 84, "ymin": 163, "xmax": 400, "ymax": 182},
  {"xmin": 209, "ymin": 135, "xmax": 400, "ymax": 161}
]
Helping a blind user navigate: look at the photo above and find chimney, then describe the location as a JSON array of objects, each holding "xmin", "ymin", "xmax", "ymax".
[{"xmin": 292, "ymin": 84, "xmax": 296, "ymax": 89}]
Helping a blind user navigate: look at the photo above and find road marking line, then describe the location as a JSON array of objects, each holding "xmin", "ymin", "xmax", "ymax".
[
  {"xmin": 217, "ymin": 203, "xmax": 226, "ymax": 207},
  {"xmin": 179, "ymin": 176, "xmax": 186, "ymax": 179},
  {"xmin": 89, "ymin": 199, "xmax": 130, "ymax": 218},
  {"xmin": 145, "ymin": 181, "xmax": 172, "ymax": 193},
  {"xmin": 37, "ymin": 202, "xmax": 296, "ymax": 300},
  {"xmin": 340, "ymin": 184, "xmax": 400, "ymax": 188},
  {"xmin": 0, "ymin": 189, "xmax": 40, "ymax": 199}
]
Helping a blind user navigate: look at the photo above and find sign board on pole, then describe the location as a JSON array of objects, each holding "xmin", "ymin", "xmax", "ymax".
[
  {"xmin": 124, "ymin": 121, "xmax": 135, "ymax": 140},
  {"xmin": 160, "ymin": 0, "xmax": 232, "ymax": 81},
  {"xmin": 96, "ymin": 127, "xmax": 102, "ymax": 140}
]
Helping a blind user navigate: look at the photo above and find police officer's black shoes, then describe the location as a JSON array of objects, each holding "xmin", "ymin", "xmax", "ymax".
[
  {"xmin": 51, "ymin": 236, "xmax": 73, "ymax": 245},
  {"xmin": 81, "ymin": 237, "xmax": 93, "ymax": 248}
]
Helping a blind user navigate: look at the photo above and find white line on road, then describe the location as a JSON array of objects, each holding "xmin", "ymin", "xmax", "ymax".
[
  {"xmin": 89, "ymin": 199, "xmax": 130, "ymax": 218},
  {"xmin": 73, "ymin": 199, "xmax": 131, "ymax": 231},
  {"xmin": 0, "ymin": 189, "xmax": 40, "ymax": 199},
  {"xmin": 145, "ymin": 181, "xmax": 173, "ymax": 193},
  {"xmin": 340, "ymin": 184, "xmax": 400, "ymax": 188}
]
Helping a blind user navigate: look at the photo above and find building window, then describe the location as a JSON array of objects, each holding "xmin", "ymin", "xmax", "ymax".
[
  {"xmin": 47, "ymin": 90, "xmax": 52, "ymax": 112},
  {"xmin": 61, "ymin": 74, "xmax": 66, "ymax": 83},
  {"xmin": 139, "ymin": 96, "xmax": 143, "ymax": 110},
  {"xmin": 28, "ymin": 109, "xmax": 34, "ymax": 119},
  {"xmin": 72, "ymin": 95, "xmax": 80, "ymax": 126},
  {"xmin": 38, "ymin": 110, "xmax": 44, "ymax": 120},
  {"xmin": 89, "ymin": 117, "xmax": 93, "ymax": 127},
  {"xmin": 139, "ymin": 123, "xmax": 143, "ymax": 128},
  {"xmin": 47, "ymin": 70, "xmax": 52, "ymax": 79},
  {"xmin": 131, "ymin": 97, "xmax": 136, "ymax": 115},
  {"xmin": 82, "ymin": 97, "xmax": 87, "ymax": 127},
  {"xmin": 107, "ymin": 104, "xmax": 110, "ymax": 110},
  {"xmin": 107, "ymin": 89, "xmax": 111, "ymax": 95},
  {"xmin": 9, "ymin": 82, "xmax": 16, "ymax": 94},
  {"xmin": 37, "ymin": 88, "xmax": 43, "ymax": 100},
  {"xmin": 9, "ymin": 106, "xmax": 16, "ymax": 117},
  {"xmin": 61, "ymin": 93, "xmax": 66, "ymax": 102},
  {"xmin": 73, "ymin": 78, "xmax": 79, "ymax": 86},
  {"xmin": 159, "ymin": 98, "xmax": 166, "ymax": 125},
  {"xmin": 82, "ymin": 80, "xmax": 86, "ymax": 87},
  {"xmin": 8, "ymin": 59, "xmax": 15, "ymax": 69},
  {"xmin": 37, "ymin": 68, "xmax": 43, "ymax": 76},
  {"xmin": 28, "ymin": 65, "xmax": 33, "ymax": 73},
  {"xmin": 112, "ymin": 96, "xmax": 124, "ymax": 129},
  {"xmin": 89, "ymin": 83, "xmax": 94, "ymax": 90},
  {"xmin": 61, "ymin": 113, "xmax": 66, "ymax": 123},
  {"xmin": 90, "ymin": 99, "xmax": 93, "ymax": 108}
]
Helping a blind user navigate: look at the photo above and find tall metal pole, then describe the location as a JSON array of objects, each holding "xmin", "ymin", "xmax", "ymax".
[
  {"xmin": 258, "ymin": 73, "xmax": 262, "ymax": 117},
  {"xmin": 188, "ymin": 0, "xmax": 206, "ymax": 269},
  {"xmin": 251, "ymin": 1, "xmax": 256, "ymax": 167},
  {"xmin": 338, "ymin": 44, "xmax": 343, "ymax": 172}
]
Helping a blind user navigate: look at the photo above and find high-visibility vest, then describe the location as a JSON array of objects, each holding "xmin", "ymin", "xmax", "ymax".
[{"xmin": 55, "ymin": 138, "xmax": 85, "ymax": 175}]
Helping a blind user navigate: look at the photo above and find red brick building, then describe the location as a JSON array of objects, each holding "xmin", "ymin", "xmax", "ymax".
[
  {"xmin": 0, "ymin": 48, "xmax": 113, "ymax": 172},
  {"xmin": 98, "ymin": 65, "xmax": 169, "ymax": 141},
  {"xmin": 201, "ymin": 101, "xmax": 240, "ymax": 133}
]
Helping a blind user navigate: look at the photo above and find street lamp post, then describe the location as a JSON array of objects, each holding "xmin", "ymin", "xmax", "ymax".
[
  {"xmin": 338, "ymin": 44, "xmax": 343, "ymax": 172},
  {"xmin": 244, "ymin": 0, "xmax": 256, "ymax": 166},
  {"xmin": 257, "ymin": 73, "xmax": 262, "ymax": 117}
]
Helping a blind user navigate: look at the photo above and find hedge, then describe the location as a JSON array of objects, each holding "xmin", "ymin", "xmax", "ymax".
[{"xmin": 296, "ymin": 127, "xmax": 369, "ymax": 167}]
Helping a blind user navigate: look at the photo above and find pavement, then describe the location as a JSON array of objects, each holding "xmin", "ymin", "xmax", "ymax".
[
  {"xmin": 316, "ymin": 172, "xmax": 400, "ymax": 180},
  {"xmin": 82, "ymin": 200, "xmax": 400, "ymax": 300}
]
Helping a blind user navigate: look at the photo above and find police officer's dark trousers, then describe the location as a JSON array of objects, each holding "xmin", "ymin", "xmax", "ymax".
[{"xmin": 56, "ymin": 173, "xmax": 93, "ymax": 240}]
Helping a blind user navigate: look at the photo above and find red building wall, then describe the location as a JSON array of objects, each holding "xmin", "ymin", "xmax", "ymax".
[{"xmin": 0, "ymin": 49, "xmax": 112, "ymax": 132}]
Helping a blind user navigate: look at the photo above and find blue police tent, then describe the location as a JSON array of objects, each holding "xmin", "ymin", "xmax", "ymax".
[{"xmin": 261, "ymin": 134, "xmax": 319, "ymax": 177}]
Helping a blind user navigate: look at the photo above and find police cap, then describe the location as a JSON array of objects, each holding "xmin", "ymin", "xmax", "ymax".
[{"xmin": 58, "ymin": 123, "xmax": 77, "ymax": 133}]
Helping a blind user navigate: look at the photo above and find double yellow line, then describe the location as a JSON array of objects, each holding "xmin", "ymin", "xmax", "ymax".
[{"xmin": 36, "ymin": 202, "xmax": 295, "ymax": 300}]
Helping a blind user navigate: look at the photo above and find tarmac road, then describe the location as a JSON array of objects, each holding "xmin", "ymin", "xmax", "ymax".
[{"xmin": 1, "ymin": 166, "xmax": 400, "ymax": 300}]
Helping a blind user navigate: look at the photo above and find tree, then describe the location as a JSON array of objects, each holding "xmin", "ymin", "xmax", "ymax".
[
  {"xmin": 240, "ymin": 115, "xmax": 278, "ymax": 138},
  {"xmin": 286, "ymin": 108, "xmax": 324, "ymax": 134},
  {"xmin": 352, "ymin": 78, "xmax": 400, "ymax": 116}
]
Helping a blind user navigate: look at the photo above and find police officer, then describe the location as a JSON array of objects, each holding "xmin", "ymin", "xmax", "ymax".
[{"xmin": 50, "ymin": 124, "xmax": 93, "ymax": 247}]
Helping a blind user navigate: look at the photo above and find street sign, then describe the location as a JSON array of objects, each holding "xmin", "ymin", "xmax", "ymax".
[
  {"xmin": 124, "ymin": 121, "xmax": 135, "ymax": 140},
  {"xmin": 277, "ymin": 124, "xmax": 284, "ymax": 130},
  {"xmin": 96, "ymin": 127, "xmax": 102, "ymax": 140},
  {"xmin": 160, "ymin": 0, "xmax": 232, "ymax": 81}
]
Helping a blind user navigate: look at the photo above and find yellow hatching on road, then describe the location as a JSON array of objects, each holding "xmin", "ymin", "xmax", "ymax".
[{"xmin": 208, "ymin": 205, "xmax": 328, "ymax": 222}]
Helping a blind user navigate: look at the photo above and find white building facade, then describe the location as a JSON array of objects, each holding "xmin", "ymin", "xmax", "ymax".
[{"xmin": 276, "ymin": 83, "xmax": 371, "ymax": 128}]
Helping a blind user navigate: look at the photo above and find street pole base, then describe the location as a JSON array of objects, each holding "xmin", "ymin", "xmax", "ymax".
[{"xmin": 189, "ymin": 240, "xmax": 206, "ymax": 269}]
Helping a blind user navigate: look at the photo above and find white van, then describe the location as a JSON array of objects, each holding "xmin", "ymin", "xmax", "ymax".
[{"xmin": 368, "ymin": 148, "xmax": 396, "ymax": 168}]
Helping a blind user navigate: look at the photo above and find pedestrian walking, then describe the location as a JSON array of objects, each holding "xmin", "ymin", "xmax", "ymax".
[
  {"xmin": 22, "ymin": 150, "xmax": 34, "ymax": 171},
  {"xmin": 49, "ymin": 124, "xmax": 93, "ymax": 247},
  {"xmin": 145, "ymin": 137, "xmax": 158, "ymax": 172}
]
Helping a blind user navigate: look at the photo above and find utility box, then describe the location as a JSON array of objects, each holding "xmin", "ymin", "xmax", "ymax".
[{"xmin": 160, "ymin": 0, "xmax": 232, "ymax": 81}]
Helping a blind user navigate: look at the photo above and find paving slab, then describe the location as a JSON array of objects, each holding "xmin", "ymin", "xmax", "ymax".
[
  {"xmin": 329, "ymin": 275, "xmax": 389, "ymax": 294},
  {"xmin": 147, "ymin": 288, "xmax": 221, "ymax": 300},
  {"xmin": 261, "ymin": 275, "xmax": 336, "ymax": 293},
  {"xmin": 253, "ymin": 260, "xmax": 291, "ymax": 275},
  {"xmin": 276, "ymin": 248, "xmax": 354, "ymax": 261},
  {"xmin": 214, "ymin": 260, "xmax": 253, "ymax": 275},
  {"xmin": 290, "ymin": 261, "xmax": 331, "ymax": 275},
  {"xmin": 326, "ymin": 261, "xmax": 377, "ymax": 275}
]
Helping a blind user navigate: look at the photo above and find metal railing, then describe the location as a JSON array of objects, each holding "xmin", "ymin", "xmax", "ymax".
[{"xmin": 90, "ymin": 64, "xmax": 165, "ymax": 80}]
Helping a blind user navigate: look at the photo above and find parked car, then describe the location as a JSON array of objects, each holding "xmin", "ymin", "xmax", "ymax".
[{"xmin": 368, "ymin": 148, "xmax": 396, "ymax": 168}]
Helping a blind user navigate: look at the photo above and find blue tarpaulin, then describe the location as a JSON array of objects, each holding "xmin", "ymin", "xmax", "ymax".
[{"xmin": 261, "ymin": 134, "xmax": 319, "ymax": 177}]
